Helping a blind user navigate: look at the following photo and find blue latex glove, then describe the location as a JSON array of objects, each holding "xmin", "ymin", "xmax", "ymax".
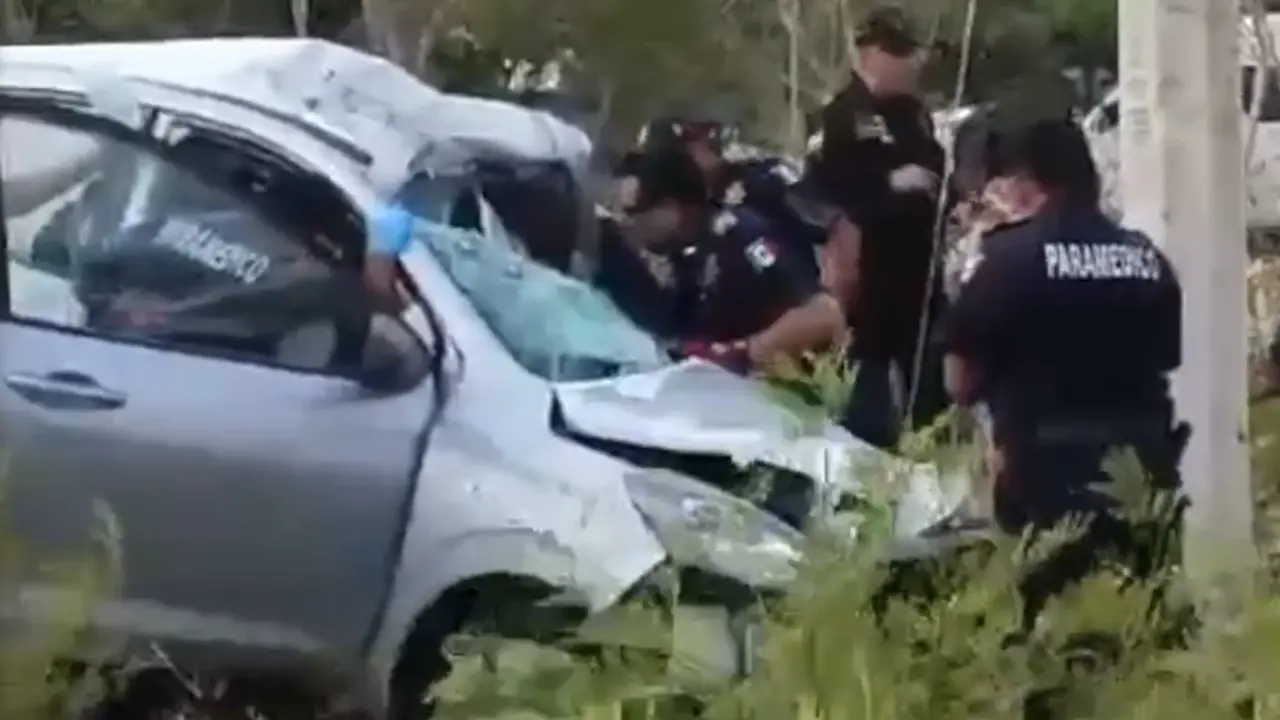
[{"xmin": 370, "ymin": 202, "xmax": 416, "ymax": 256}]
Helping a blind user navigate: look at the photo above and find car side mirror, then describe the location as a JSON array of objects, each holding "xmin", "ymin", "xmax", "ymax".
[{"xmin": 356, "ymin": 314, "xmax": 431, "ymax": 392}]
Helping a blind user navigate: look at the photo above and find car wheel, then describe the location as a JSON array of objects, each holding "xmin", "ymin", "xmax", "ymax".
[{"xmin": 389, "ymin": 576, "xmax": 582, "ymax": 720}]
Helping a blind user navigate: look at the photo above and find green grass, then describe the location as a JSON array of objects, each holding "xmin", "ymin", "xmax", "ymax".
[{"xmin": 0, "ymin": 484, "xmax": 118, "ymax": 720}]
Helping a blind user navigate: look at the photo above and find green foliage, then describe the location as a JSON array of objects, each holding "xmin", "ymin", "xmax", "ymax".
[
  {"xmin": 1027, "ymin": 0, "xmax": 1117, "ymax": 68},
  {"xmin": 0, "ymin": 0, "xmax": 1127, "ymax": 150},
  {"xmin": 0, "ymin": 477, "xmax": 120, "ymax": 720},
  {"xmin": 425, "ymin": 368, "xmax": 1280, "ymax": 720}
]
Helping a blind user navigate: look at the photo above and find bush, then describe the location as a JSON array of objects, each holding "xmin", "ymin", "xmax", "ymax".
[{"xmin": 0, "ymin": 482, "xmax": 119, "ymax": 720}]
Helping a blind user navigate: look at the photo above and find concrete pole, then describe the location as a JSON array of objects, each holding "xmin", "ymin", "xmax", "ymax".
[{"xmin": 1118, "ymin": 0, "xmax": 1255, "ymax": 586}]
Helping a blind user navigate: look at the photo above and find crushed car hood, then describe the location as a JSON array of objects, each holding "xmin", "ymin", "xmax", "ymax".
[
  {"xmin": 554, "ymin": 360, "xmax": 816, "ymax": 453},
  {"xmin": 553, "ymin": 360, "xmax": 973, "ymax": 537}
]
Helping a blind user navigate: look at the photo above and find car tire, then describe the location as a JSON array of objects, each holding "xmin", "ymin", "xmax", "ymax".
[{"xmin": 388, "ymin": 577, "xmax": 580, "ymax": 720}]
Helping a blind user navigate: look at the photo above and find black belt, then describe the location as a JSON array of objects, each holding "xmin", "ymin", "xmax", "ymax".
[{"xmin": 1032, "ymin": 415, "xmax": 1173, "ymax": 447}]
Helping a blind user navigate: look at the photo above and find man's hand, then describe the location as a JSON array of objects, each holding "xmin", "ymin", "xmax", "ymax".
[
  {"xmin": 889, "ymin": 163, "xmax": 939, "ymax": 196},
  {"xmin": 745, "ymin": 293, "xmax": 845, "ymax": 369},
  {"xmin": 819, "ymin": 215, "xmax": 861, "ymax": 307},
  {"xmin": 364, "ymin": 254, "xmax": 408, "ymax": 314}
]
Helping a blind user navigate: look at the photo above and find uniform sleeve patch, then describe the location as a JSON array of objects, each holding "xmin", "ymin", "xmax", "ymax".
[
  {"xmin": 770, "ymin": 162, "xmax": 800, "ymax": 185},
  {"xmin": 855, "ymin": 114, "xmax": 891, "ymax": 142},
  {"xmin": 723, "ymin": 182, "xmax": 746, "ymax": 205},
  {"xmin": 745, "ymin": 238, "xmax": 778, "ymax": 270},
  {"xmin": 806, "ymin": 131, "xmax": 824, "ymax": 154},
  {"xmin": 712, "ymin": 210, "xmax": 738, "ymax": 235}
]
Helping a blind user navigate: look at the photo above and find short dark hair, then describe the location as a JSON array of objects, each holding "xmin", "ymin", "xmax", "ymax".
[
  {"xmin": 855, "ymin": 6, "xmax": 921, "ymax": 56},
  {"xmin": 991, "ymin": 117, "xmax": 1100, "ymax": 205},
  {"xmin": 632, "ymin": 147, "xmax": 708, "ymax": 210}
]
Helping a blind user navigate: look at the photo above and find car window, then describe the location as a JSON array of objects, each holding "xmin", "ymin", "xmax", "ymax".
[
  {"xmin": 397, "ymin": 179, "xmax": 667, "ymax": 381},
  {"xmin": 449, "ymin": 191, "xmax": 483, "ymax": 231},
  {"xmin": 1, "ymin": 112, "xmax": 368, "ymax": 374},
  {"xmin": 477, "ymin": 162, "xmax": 581, "ymax": 271}
]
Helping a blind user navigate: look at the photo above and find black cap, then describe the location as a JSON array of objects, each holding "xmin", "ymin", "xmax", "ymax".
[
  {"xmin": 639, "ymin": 116, "xmax": 726, "ymax": 155},
  {"xmin": 855, "ymin": 6, "xmax": 921, "ymax": 56},
  {"xmin": 631, "ymin": 147, "xmax": 708, "ymax": 210}
]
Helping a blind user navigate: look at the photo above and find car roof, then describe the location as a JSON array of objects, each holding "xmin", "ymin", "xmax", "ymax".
[{"xmin": 0, "ymin": 38, "xmax": 593, "ymax": 178}]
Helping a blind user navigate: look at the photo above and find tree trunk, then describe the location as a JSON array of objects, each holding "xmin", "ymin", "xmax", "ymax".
[{"xmin": 0, "ymin": 0, "xmax": 34, "ymax": 42}]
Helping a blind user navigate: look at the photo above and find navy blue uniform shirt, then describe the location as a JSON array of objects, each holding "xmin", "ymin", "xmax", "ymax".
[
  {"xmin": 595, "ymin": 207, "xmax": 700, "ymax": 338},
  {"xmin": 685, "ymin": 206, "xmax": 822, "ymax": 342},
  {"xmin": 596, "ymin": 205, "xmax": 820, "ymax": 342},
  {"xmin": 720, "ymin": 157, "xmax": 844, "ymax": 283},
  {"xmin": 813, "ymin": 76, "xmax": 946, "ymax": 359},
  {"xmin": 938, "ymin": 206, "xmax": 1182, "ymax": 526}
]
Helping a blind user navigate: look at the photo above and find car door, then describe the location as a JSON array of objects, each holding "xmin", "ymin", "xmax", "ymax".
[{"xmin": 0, "ymin": 100, "xmax": 435, "ymax": 657}]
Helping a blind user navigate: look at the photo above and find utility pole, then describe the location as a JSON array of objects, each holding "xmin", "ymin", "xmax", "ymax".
[{"xmin": 1118, "ymin": 0, "xmax": 1255, "ymax": 588}]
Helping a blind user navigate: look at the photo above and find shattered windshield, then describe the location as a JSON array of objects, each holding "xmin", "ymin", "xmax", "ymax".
[{"xmin": 409, "ymin": 215, "xmax": 669, "ymax": 381}]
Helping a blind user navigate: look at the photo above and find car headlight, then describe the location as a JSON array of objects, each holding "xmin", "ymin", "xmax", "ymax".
[{"xmin": 624, "ymin": 469, "xmax": 803, "ymax": 589}]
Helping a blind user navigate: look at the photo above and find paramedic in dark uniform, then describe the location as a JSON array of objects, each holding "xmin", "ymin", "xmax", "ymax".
[
  {"xmin": 642, "ymin": 115, "xmax": 864, "ymax": 315},
  {"xmin": 811, "ymin": 6, "xmax": 949, "ymax": 447},
  {"xmin": 597, "ymin": 128, "xmax": 708, "ymax": 338},
  {"xmin": 593, "ymin": 201, "xmax": 694, "ymax": 337},
  {"xmin": 722, "ymin": 155, "xmax": 853, "ymax": 287},
  {"xmin": 601, "ymin": 147, "xmax": 845, "ymax": 372},
  {"xmin": 937, "ymin": 115, "xmax": 1184, "ymax": 631}
]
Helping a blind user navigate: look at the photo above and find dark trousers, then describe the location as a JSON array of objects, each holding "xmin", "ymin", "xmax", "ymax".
[
  {"xmin": 841, "ymin": 356, "xmax": 899, "ymax": 448},
  {"xmin": 1010, "ymin": 429, "xmax": 1188, "ymax": 720},
  {"xmin": 1001, "ymin": 428, "xmax": 1187, "ymax": 632},
  {"xmin": 841, "ymin": 343, "xmax": 948, "ymax": 450}
]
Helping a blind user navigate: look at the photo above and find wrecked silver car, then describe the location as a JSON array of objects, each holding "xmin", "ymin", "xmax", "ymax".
[{"xmin": 0, "ymin": 38, "xmax": 975, "ymax": 718}]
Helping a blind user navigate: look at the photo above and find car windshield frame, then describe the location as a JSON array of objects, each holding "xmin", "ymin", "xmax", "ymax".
[{"xmin": 396, "ymin": 176, "xmax": 671, "ymax": 382}]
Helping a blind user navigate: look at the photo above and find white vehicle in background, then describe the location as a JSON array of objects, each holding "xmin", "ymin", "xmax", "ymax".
[
  {"xmin": 0, "ymin": 38, "xmax": 975, "ymax": 718},
  {"xmin": 1082, "ymin": 12, "xmax": 1280, "ymax": 236}
]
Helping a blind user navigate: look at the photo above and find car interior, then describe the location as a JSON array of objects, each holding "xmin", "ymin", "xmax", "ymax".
[
  {"xmin": 169, "ymin": 134, "xmax": 366, "ymax": 269},
  {"xmin": 24, "ymin": 127, "xmax": 388, "ymax": 374},
  {"xmin": 474, "ymin": 159, "xmax": 584, "ymax": 273},
  {"xmin": 154, "ymin": 132, "xmax": 377, "ymax": 372}
]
